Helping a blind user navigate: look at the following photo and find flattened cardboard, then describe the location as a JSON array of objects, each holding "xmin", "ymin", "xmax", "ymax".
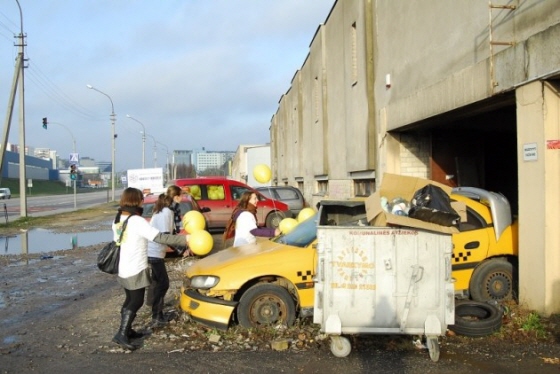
[
  {"xmin": 366, "ymin": 173, "xmax": 459, "ymax": 234},
  {"xmin": 451, "ymin": 201, "xmax": 467, "ymax": 222}
]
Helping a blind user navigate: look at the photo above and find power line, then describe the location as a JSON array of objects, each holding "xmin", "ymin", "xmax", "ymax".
[{"xmin": 25, "ymin": 58, "xmax": 103, "ymax": 121}]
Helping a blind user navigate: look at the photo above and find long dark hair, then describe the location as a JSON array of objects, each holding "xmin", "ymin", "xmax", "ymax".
[
  {"xmin": 115, "ymin": 187, "xmax": 144, "ymax": 223},
  {"xmin": 166, "ymin": 185, "xmax": 182, "ymax": 199},
  {"xmin": 153, "ymin": 193, "xmax": 172, "ymax": 214},
  {"xmin": 223, "ymin": 191, "xmax": 258, "ymax": 242},
  {"xmin": 235, "ymin": 191, "xmax": 255, "ymax": 210}
]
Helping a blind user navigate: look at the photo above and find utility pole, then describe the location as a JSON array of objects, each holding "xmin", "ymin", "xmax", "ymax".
[
  {"xmin": 16, "ymin": 0, "xmax": 27, "ymax": 217},
  {"xmin": 0, "ymin": 57, "xmax": 21, "ymax": 183}
]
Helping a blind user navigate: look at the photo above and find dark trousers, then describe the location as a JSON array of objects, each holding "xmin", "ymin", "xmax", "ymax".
[
  {"xmin": 122, "ymin": 288, "xmax": 145, "ymax": 315},
  {"xmin": 148, "ymin": 257, "xmax": 169, "ymax": 319}
]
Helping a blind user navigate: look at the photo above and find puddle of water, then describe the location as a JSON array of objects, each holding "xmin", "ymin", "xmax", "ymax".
[{"xmin": 0, "ymin": 229, "xmax": 112, "ymax": 256}]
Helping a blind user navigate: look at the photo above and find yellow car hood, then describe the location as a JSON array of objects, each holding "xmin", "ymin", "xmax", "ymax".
[{"xmin": 186, "ymin": 239, "xmax": 316, "ymax": 290}]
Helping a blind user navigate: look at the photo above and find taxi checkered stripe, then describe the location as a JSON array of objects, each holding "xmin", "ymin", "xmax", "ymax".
[
  {"xmin": 297, "ymin": 270, "xmax": 313, "ymax": 281},
  {"xmin": 452, "ymin": 251, "xmax": 471, "ymax": 262}
]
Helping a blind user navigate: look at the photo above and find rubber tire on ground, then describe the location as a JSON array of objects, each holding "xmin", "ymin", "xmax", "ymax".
[
  {"xmin": 469, "ymin": 259, "xmax": 514, "ymax": 302},
  {"xmin": 330, "ymin": 336, "xmax": 352, "ymax": 358},
  {"xmin": 265, "ymin": 211, "xmax": 285, "ymax": 229},
  {"xmin": 237, "ymin": 283, "xmax": 296, "ymax": 328},
  {"xmin": 448, "ymin": 300, "xmax": 503, "ymax": 337}
]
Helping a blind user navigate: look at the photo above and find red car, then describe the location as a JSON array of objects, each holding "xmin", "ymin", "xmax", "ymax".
[{"xmin": 168, "ymin": 177, "xmax": 293, "ymax": 230}]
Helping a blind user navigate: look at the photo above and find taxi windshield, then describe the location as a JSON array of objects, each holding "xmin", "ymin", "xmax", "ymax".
[{"xmin": 272, "ymin": 213, "xmax": 318, "ymax": 248}]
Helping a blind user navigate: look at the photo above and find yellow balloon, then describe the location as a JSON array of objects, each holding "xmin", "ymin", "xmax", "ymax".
[
  {"xmin": 189, "ymin": 185, "xmax": 200, "ymax": 196},
  {"xmin": 253, "ymin": 164, "xmax": 272, "ymax": 184},
  {"xmin": 279, "ymin": 218, "xmax": 299, "ymax": 234},
  {"xmin": 297, "ymin": 207, "xmax": 316, "ymax": 223},
  {"xmin": 188, "ymin": 229, "xmax": 213, "ymax": 256},
  {"xmin": 182, "ymin": 210, "xmax": 206, "ymax": 234}
]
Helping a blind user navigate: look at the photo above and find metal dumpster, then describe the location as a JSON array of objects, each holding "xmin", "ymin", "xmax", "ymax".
[{"xmin": 314, "ymin": 225, "xmax": 455, "ymax": 361}]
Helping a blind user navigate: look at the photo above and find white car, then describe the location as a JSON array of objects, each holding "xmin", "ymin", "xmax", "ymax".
[{"xmin": 0, "ymin": 188, "xmax": 11, "ymax": 199}]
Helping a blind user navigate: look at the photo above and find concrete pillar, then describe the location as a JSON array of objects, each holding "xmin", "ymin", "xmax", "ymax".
[{"xmin": 516, "ymin": 80, "xmax": 560, "ymax": 315}]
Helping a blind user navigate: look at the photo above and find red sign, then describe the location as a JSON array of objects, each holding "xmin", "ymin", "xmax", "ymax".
[{"xmin": 546, "ymin": 140, "xmax": 560, "ymax": 150}]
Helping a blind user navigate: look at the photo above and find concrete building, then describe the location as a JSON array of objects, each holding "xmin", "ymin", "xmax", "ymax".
[
  {"xmin": 173, "ymin": 150, "xmax": 193, "ymax": 167},
  {"xmin": 194, "ymin": 150, "xmax": 234, "ymax": 173},
  {"xmin": 0, "ymin": 150, "xmax": 55, "ymax": 180},
  {"xmin": 231, "ymin": 144, "xmax": 271, "ymax": 187},
  {"xmin": 270, "ymin": 0, "xmax": 560, "ymax": 314}
]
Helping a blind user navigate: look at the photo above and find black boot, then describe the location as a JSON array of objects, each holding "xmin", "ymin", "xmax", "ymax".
[
  {"xmin": 121, "ymin": 308, "xmax": 144, "ymax": 339},
  {"xmin": 151, "ymin": 311, "xmax": 168, "ymax": 328},
  {"xmin": 112, "ymin": 309, "xmax": 137, "ymax": 350},
  {"xmin": 151, "ymin": 299, "xmax": 168, "ymax": 328}
]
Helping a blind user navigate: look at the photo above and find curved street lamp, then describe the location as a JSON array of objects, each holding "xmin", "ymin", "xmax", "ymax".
[
  {"xmin": 142, "ymin": 132, "xmax": 157, "ymax": 168},
  {"xmin": 156, "ymin": 141, "xmax": 170, "ymax": 181},
  {"xmin": 126, "ymin": 114, "xmax": 146, "ymax": 169},
  {"xmin": 86, "ymin": 84, "xmax": 116, "ymax": 201},
  {"xmin": 47, "ymin": 121, "xmax": 76, "ymax": 153}
]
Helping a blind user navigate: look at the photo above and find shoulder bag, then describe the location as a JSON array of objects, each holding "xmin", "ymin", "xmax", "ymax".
[{"xmin": 97, "ymin": 215, "xmax": 133, "ymax": 274}]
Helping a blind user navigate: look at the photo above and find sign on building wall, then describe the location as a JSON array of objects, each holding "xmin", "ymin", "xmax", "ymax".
[{"xmin": 523, "ymin": 143, "xmax": 538, "ymax": 162}]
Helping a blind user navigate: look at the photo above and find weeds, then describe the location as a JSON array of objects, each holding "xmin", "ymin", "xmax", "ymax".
[{"xmin": 519, "ymin": 312, "xmax": 547, "ymax": 338}]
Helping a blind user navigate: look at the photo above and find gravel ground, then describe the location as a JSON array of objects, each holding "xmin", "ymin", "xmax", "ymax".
[{"xmin": 1, "ymin": 206, "xmax": 560, "ymax": 373}]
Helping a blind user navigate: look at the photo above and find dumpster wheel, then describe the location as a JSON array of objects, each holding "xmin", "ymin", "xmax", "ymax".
[
  {"xmin": 426, "ymin": 336, "xmax": 440, "ymax": 362},
  {"xmin": 330, "ymin": 336, "xmax": 351, "ymax": 358}
]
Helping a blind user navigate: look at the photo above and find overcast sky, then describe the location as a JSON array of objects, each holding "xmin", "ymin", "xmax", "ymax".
[{"xmin": 0, "ymin": 0, "xmax": 334, "ymax": 172}]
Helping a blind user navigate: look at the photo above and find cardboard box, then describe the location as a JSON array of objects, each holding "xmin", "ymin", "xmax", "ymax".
[{"xmin": 365, "ymin": 173, "xmax": 460, "ymax": 234}]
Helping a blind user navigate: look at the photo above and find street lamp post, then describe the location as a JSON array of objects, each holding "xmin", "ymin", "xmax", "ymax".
[
  {"xmin": 143, "ymin": 132, "xmax": 157, "ymax": 168},
  {"xmin": 156, "ymin": 141, "xmax": 169, "ymax": 182},
  {"xmin": 86, "ymin": 84, "xmax": 116, "ymax": 201},
  {"xmin": 126, "ymin": 114, "xmax": 146, "ymax": 169}
]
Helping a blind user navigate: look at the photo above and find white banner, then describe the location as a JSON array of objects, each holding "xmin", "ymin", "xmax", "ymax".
[{"xmin": 127, "ymin": 168, "xmax": 164, "ymax": 193}]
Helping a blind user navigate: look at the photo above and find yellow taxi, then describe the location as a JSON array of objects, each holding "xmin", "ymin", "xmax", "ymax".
[
  {"xmin": 180, "ymin": 190, "xmax": 518, "ymax": 330},
  {"xmin": 180, "ymin": 213, "xmax": 318, "ymax": 330}
]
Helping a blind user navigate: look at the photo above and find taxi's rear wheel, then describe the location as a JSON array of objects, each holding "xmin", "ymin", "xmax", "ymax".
[{"xmin": 238, "ymin": 284, "xmax": 296, "ymax": 328}]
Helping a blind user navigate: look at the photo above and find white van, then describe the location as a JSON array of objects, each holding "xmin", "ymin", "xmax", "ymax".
[{"xmin": 0, "ymin": 188, "xmax": 12, "ymax": 199}]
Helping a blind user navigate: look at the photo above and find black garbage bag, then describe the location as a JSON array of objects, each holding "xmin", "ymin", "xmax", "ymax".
[{"xmin": 408, "ymin": 184, "xmax": 460, "ymax": 227}]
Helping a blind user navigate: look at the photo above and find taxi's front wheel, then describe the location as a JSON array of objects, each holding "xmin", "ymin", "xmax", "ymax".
[{"xmin": 238, "ymin": 284, "xmax": 296, "ymax": 328}]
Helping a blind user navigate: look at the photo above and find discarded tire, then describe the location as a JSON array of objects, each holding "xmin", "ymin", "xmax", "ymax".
[{"xmin": 448, "ymin": 301, "xmax": 503, "ymax": 337}]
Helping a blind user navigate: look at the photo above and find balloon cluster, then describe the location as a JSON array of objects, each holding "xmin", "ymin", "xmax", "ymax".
[
  {"xmin": 278, "ymin": 207, "xmax": 317, "ymax": 234},
  {"xmin": 183, "ymin": 210, "xmax": 213, "ymax": 256}
]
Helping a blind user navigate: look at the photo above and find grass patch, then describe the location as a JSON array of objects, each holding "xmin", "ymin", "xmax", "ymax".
[
  {"xmin": 520, "ymin": 311, "xmax": 547, "ymax": 338},
  {"xmin": 0, "ymin": 178, "xmax": 109, "ymax": 198},
  {"xmin": 0, "ymin": 203, "xmax": 117, "ymax": 231}
]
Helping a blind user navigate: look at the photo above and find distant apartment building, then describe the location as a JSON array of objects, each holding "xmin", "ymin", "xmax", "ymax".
[
  {"xmin": 172, "ymin": 150, "xmax": 193, "ymax": 167},
  {"xmin": 6, "ymin": 142, "xmax": 33, "ymax": 155},
  {"xmin": 194, "ymin": 150, "xmax": 234, "ymax": 172},
  {"xmin": 33, "ymin": 148, "xmax": 58, "ymax": 169}
]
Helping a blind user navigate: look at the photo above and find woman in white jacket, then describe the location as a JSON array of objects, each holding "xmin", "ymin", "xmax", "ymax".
[{"xmin": 111, "ymin": 188, "xmax": 188, "ymax": 351}]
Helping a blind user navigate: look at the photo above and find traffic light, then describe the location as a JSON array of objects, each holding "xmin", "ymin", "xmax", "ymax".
[
  {"xmin": 42, "ymin": 117, "xmax": 47, "ymax": 129},
  {"xmin": 70, "ymin": 164, "xmax": 77, "ymax": 180}
]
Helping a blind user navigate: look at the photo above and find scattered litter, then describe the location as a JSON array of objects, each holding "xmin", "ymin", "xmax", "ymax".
[
  {"xmin": 413, "ymin": 339, "xmax": 427, "ymax": 349},
  {"xmin": 541, "ymin": 357, "xmax": 560, "ymax": 365}
]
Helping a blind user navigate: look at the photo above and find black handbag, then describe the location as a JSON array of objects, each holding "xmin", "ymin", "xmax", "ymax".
[{"xmin": 97, "ymin": 215, "xmax": 132, "ymax": 274}]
